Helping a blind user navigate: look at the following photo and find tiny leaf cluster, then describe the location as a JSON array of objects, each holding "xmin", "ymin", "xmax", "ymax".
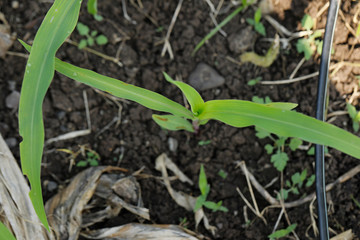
[{"xmin": 76, "ymin": 22, "xmax": 108, "ymax": 49}]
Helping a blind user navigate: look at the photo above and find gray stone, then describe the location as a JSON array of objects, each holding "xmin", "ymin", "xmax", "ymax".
[
  {"xmin": 5, "ymin": 90, "xmax": 20, "ymax": 109},
  {"xmin": 188, "ymin": 63, "xmax": 225, "ymax": 91},
  {"xmin": 5, "ymin": 137, "xmax": 17, "ymax": 148},
  {"xmin": 227, "ymin": 26, "xmax": 256, "ymax": 54},
  {"xmin": 168, "ymin": 137, "xmax": 178, "ymax": 152}
]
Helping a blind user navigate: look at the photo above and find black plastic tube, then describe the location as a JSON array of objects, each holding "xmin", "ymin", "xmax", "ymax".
[{"xmin": 315, "ymin": 0, "xmax": 340, "ymax": 239}]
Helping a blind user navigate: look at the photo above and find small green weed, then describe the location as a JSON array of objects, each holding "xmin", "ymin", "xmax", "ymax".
[
  {"xmin": 76, "ymin": 22, "xmax": 108, "ymax": 49},
  {"xmin": 268, "ymin": 224, "xmax": 297, "ymax": 239},
  {"xmin": 346, "ymin": 102, "xmax": 360, "ymax": 132},
  {"xmin": 194, "ymin": 165, "xmax": 228, "ymax": 212},
  {"xmin": 198, "ymin": 140, "xmax": 211, "ymax": 146},
  {"xmin": 218, "ymin": 169, "xmax": 228, "ymax": 179},
  {"xmin": 246, "ymin": 8, "xmax": 266, "ymax": 36},
  {"xmin": 278, "ymin": 170, "xmax": 315, "ymax": 200},
  {"xmin": 247, "ymin": 76, "xmax": 262, "ymax": 86},
  {"xmin": 296, "ymin": 14, "xmax": 323, "ymax": 60},
  {"xmin": 76, "ymin": 151, "xmax": 100, "ymax": 167}
]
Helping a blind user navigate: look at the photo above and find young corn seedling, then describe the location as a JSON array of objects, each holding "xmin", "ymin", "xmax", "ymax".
[
  {"xmin": 76, "ymin": 22, "xmax": 108, "ymax": 49},
  {"xmin": 18, "ymin": 0, "xmax": 360, "ymax": 230},
  {"xmin": 194, "ymin": 165, "xmax": 228, "ymax": 213},
  {"xmin": 346, "ymin": 102, "xmax": 360, "ymax": 132},
  {"xmin": 296, "ymin": 14, "xmax": 323, "ymax": 60},
  {"xmin": 246, "ymin": 8, "xmax": 266, "ymax": 36}
]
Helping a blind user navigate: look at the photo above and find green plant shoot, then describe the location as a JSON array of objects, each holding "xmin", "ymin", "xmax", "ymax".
[
  {"xmin": 18, "ymin": 0, "xmax": 82, "ymax": 230},
  {"xmin": 246, "ymin": 8, "xmax": 266, "ymax": 36},
  {"xmin": 268, "ymin": 223, "xmax": 297, "ymax": 239},
  {"xmin": 76, "ymin": 22, "xmax": 108, "ymax": 49},
  {"xmin": 87, "ymin": 0, "xmax": 103, "ymax": 21},
  {"xmin": 19, "ymin": 1, "xmax": 360, "ymax": 232},
  {"xmin": 346, "ymin": 102, "xmax": 360, "ymax": 132},
  {"xmin": 194, "ymin": 165, "xmax": 228, "ymax": 212}
]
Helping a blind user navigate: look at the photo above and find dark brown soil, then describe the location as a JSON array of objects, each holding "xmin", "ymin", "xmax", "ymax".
[{"xmin": 1, "ymin": 0, "xmax": 360, "ymax": 239}]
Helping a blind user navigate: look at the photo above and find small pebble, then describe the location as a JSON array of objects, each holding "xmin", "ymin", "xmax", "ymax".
[
  {"xmin": 189, "ymin": 63, "xmax": 225, "ymax": 91},
  {"xmin": 168, "ymin": 137, "xmax": 178, "ymax": 152},
  {"xmin": 227, "ymin": 26, "xmax": 256, "ymax": 54},
  {"xmin": 7, "ymin": 81, "xmax": 16, "ymax": 91},
  {"xmin": 5, "ymin": 137, "xmax": 17, "ymax": 148},
  {"xmin": 5, "ymin": 91, "xmax": 20, "ymax": 109},
  {"xmin": 46, "ymin": 180, "xmax": 58, "ymax": 192},
  {"xmin": 56, "ymin": 111, "xmax": 66, "ymax": 120},
  {"xmin": 11, "ymin": 1, "xmax": 19, "ymax": 9}
]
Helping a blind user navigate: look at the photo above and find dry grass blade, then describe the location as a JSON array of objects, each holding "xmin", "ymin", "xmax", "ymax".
[
  {"xmin": 0, "ymin": 133, "xmax": 51, "ymax": 239},
  {"xmin": 81, "ymin": 223, "xmax": 201, "ymax": 239},
  {"xmin": 45, "ymin": 166, "xmax": 140, "ymax": 240}
]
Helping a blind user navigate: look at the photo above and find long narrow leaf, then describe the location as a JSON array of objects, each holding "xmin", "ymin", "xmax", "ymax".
[
  {"xmin": 163, "ymin": 72, "xmax": 204, "ymax": 116},
  {"xmin": 0, "ymin": 222, "xmax": 16, "ymax": 240},
  {"xmin": 19, "ymin": 0, "xmax": 82, "ymax": 230},
  {"xmin": 21, "ymin": 42, "xmax": 193, "ymax": 120},
  {"xmin": 198, "ymin": 100, "xmax": 360, "ymax": 159}
]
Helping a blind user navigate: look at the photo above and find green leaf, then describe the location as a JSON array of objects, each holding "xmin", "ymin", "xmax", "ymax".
[
  {"xmin": 255, "ymin": 126, "xmax": 271, "ymax": 139},
  {"xmin": 91, "ymin": 30, "xmax": 98, "ymax": 37},
  {"xmin": 306, "ymin": 174, "xmax": 315, "ymax": 187},
  {"xmin": 268, "ymin": 224, "xmax": 297, "ymax": 239},
  {"xmin": 277, "ymin": 189, "xmax": 288, "ymax": 201},
  {"xmin": 247, "ymin": 76, "xmax": 262, "ymax": 86},
  {"xmin": 286, "ymin": 180, "xmax": 291, "ymax": 187},
  {"xmin": 291, "ymin": 172, "xmax": 301, "ymax": 185},
  {"xmin": 192, "ymin": 4, "xmax": 247, "ymax": 56},
  {"xmin": 307, "ymin": 146, "xmax": 315, "ymax": 155},
  {"xmin": 347, "ymin": 103, "xmax": 357, "ymax": 119},
  {"xmin": 0, "ymin": 222, "xmax": 16, "ymax": 240},
  {"xmin": 254, "ymin": 8, "xmax": 262, "ymax": 23},
  {"xmin": 353, "ymin": 121, "xmax": 359, "ymax": 132},
  {"xmin": 18, "ymin": 0, "xmax": 82, "ymax": 231},
  {"xmin": 291, "ymin": 187, "xmax": 299, "ymax": 195},
  {"xmin": 77, "ymin": 22, "xmax": 89, "ymax": 36},
  {"xmin": 163, "ymin": 72, "xmax": 204, "ymax": 116},
  {"xmin": 194, "ymin": 195, "xmax": 206, "ymax": 212},
  {"xmin": 95, "ymin": 35, "xmax": 108, "ymax": 45},
  {"xmin": 357, "ymin": 22, "xmax": 360, "ymax": 37},
  {"xmin": 89, "ymin": 159, "xmax": 99, "ymax": 166},
  {"xmin": 300, "ymin": 169, "xmax": 307, "ymax": 182},
  {"xmin": 296, "ymin": 38, "xmax": 314, "ymax": 60},
  {"xmin": 203, "ymin": 201, "xmax": 229, "ymax": 212},
  {"xmin": 78, "ymin": 39, "xmax": 87, "ymax": 49},
  {"xmin": 152, "ymin": 114, "xmax": 194, "ymax": 132},
  {"xmin": 271, "ymin": 151, "xmax": 288, "ymax": 171},
  {"xmin": 87, "ymin": 0, "xmax": 103, "ymax": 21},
  {"xmin": 218, "ymin": 169, "xmax": 228, "ymax": 179},
  {"xmin": 198, "ymin": 140, "xmax": 212, "ymax": 146},
  {"xmin": 301, "ymin": 14, "xmax": 314, "ymax": 30},
  {"xmin": 264, "ymin": 144, "xmax": 274, "ymax": 154},
  {"xmin": 255, "ymin": 23, "xmax": 266, "ymax": 36},
  {"xmin": 316, "ymin": 40, "xmax": 323, "ymax": 55},
  {"xmin": 76, "ymin": 160, "xmax": 88, "ymax": 167},
  {"xmin": 252, "ymin": 96, "xmax": 265, "ymax": 104},
  {"xmin": 87, "ymin": 37, "xmax": 94, "ymax": 46},
  {"xmin": 246, "ymin": 18, "xmax": 255, "ymax": 26},
  {"xmin": 289, "ymin": 138, "xmax": 302, "ymax": 151},
  {"xmin": 22, "ymin": 42, "xmax": 194, "ymax": 120},
  {"xmin": 199, "ymin": 165, "xmax": 210, "ymax": 197},
  {"xmin": 197, "ymin": 100, "xmax": 360, "ymax": 160},
  {"xmin": 275, "ymin": 137, "xmax": 286, "ymax": 148}
]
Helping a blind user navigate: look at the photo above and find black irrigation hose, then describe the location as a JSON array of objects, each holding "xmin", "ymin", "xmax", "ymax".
[{"xmin": 315, "ymin": 0, "xmax": 340, "ymax": 239}]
